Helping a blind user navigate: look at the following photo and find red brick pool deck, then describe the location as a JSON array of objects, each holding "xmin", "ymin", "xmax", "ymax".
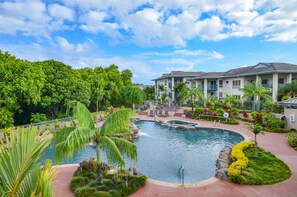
[{"xmin": 53, "ymin": 115, "xmax": 297, "ymax": 197}]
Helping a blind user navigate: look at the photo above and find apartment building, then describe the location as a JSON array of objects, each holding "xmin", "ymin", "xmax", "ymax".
[{"xmin": 152, "ymin": 62, "xmax": 297, "ymax": 104}]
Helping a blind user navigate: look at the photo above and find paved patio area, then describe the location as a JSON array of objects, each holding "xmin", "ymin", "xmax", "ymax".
[{"xmin": 53, "ymin": 114, "xmax": 297, "ymax": 197}]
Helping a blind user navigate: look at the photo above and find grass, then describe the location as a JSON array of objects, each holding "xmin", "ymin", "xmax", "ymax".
[{"xmin": 229, "ymin": 147, "xmax": 291, "ymax": 184}]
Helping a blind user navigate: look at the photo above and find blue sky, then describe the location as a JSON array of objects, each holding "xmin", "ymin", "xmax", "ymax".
[{"xmin": 0, "ymin": 0, "xmax": 297, "ymax": 85}]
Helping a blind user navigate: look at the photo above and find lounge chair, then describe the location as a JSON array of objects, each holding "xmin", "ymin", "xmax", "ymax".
[{"xmin": 158, "ymin": 110, "xmax": 163, "ymax": 117}]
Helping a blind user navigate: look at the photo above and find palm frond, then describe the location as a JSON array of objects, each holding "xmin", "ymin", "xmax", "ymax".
[
  {"xmin": 68, "ymin": 101, "xmax": 95, "ymax": 129},
  {"xmin": 53, "ymin": 127, "xmax": 76, "ymax": 144},
  {"xmin": 100, "ymin": 136, "xmax": 125, "ymax": 167},
  {"xmin": 100, "ymin": 109, "xmax": 132, "ymax": 136},
  {"xmin": 55, "ymin": 127, "xmax": 95, "ymax": 163},
  {"xmin": 110, "ymin": 137, "xmax": 137, "ymax": 162},
  {"xmin": 0, "ymin": 127, "xmax": 53, "ymax": 197},
  {"xmin": 31, "ymin": 160, "xmax": 57, "ymax": 197}
]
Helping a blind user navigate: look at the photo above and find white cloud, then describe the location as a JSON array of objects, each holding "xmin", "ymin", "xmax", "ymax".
[
  {"xmin": 1, "ymin": 0, "xmax": 297, "ymax": 46},
  {"xmin": 48, "ymin": 4, "xmax": 74, "ymax": 21}
]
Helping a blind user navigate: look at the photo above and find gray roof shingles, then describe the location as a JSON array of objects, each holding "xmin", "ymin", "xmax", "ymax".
[{"xmin": 153, "ymin": 62, "xmax": 297, "ymax": 81}]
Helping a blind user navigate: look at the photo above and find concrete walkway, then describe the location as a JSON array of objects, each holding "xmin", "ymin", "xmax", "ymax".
[{"xmin": 53, "ymin": 115, "xmax": 297, "ymax": 197}]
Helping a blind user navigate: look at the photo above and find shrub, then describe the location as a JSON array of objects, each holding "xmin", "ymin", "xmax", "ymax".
[
  {"xmin": 193, "ymin": 107, "xmax": 203, "ymax": 119},
  {"xmin": 215, "ymin": 108, "xmax": 225, "ymax": 117},
  {"xmin": 262, "ymin": 112, "xmax": 284, "ymax": 129},
  {"xmin": 251, "ymin": 112, "xmax": 263, "ymax": 124},
  {"xmin": 54, "ymin": 119, "xmax": 59, "ymax": 129},
  {"xmin": 102, "ymin": 178, "xmax": 114, "ymax": 188},
  {"xmin": 231, "ymin": 108, "xmax": 239, "ymax": 116},
  {"xmin": 242, "ymin": 110, "xmax": 248, "ymax": 118},
  {"xmin": 127, "ymin": 175, "xmax": 147, "ymax": 194},
  {"xmin": 228, "ymin": 142, "xmax": 255, "ymax": 178},
  {"xmin": 30, "ymin": 113, "xmax": 47, "ymax": 123},
  {"xmin": 287, "ymin": 132, "xmax": 297, "ymax": 150},
  {"xmin": 93, "ymin": 191, "xmax": 111, "ymax": 197},
  {"xmin": 70, "ymin": 177, "xmax": 88, "ymax": 192},
  {"xmin": 74, "ymin": 186, "xmax": 97, "ymax": 197},
  {"xmin": 109, "ymin": 190, "xmax": 120, "ymax": 197}
]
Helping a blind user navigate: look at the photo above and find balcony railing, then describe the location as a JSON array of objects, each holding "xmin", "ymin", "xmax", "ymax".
[
  {"xmin": 207, "ymin": 84, "xmax": 217, "ymax": 91},
  {"xmin": 262, "ymin": 84, "xmax": 272, "ymax": 88}
]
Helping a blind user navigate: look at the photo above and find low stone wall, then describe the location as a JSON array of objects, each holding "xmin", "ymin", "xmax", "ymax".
[
  {"xmin": 215, "ymin": 146, "xmax": 232, "ymax": 181},
  {"xmin": 159, "ymin": 121, "xmax": 198, "ymax": 130}
]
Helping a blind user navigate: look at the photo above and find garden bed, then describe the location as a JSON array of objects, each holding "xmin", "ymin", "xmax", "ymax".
[
  {"xmin": 70, "ymin": 160, "xmax": 147, "ymax": 197},
  {"xmin": 229, "ymin": 147, "xmax": 291, "ymax": 185}
]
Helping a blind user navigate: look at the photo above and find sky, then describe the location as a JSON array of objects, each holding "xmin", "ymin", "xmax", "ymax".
[{"xmin": 0, "ymin": 0, "xmax": 297, "ymax": 85}]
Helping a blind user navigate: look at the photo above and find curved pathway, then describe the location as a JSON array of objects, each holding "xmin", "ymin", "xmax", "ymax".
[{"xmin": 53, "ymin": 115, "xmax": 297, "ymax": 197}]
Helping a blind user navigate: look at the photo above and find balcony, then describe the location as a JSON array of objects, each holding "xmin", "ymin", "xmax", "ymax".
[
  {"xmin": 208, "ymin": 84, "xmax": 217, "ymax": 91},
  {"xmin": 262, "ymin": 84, "xmax": 273, "ymax": 88}
]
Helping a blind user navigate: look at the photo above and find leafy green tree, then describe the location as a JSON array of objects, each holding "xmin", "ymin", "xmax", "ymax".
[
  {"xmin": 0, "ymin": 127, "xmax": 56, "ymax": 197},
  {"xmin": 54, "ymin": 101, "xmax": 137, "ymax": 167},
  {"xmin": 173, "ymin": 82, "xmax": 186, "ymax": 104},
  {"xmin": 241, "ymin": 81, "xmax": 272, "ymax": 109},
  {"xmin": 143, "ymin": 86, "xmax": 155, "ymax": 100},
  {"xmin": 0, "ymin": 51, "xmax": 45, "ymax": 128},
  {"xmin": 37, "ymin": 60, "xmax": 91, "ymax": 118},
  {"xmin": 121, "ymin": 86, "xmax": 145, "ymax": 110},
  {"xmin": 121, "ymin": 69, "xmax": 133, "ymax": 85},
  {"xmin": 180, "ymin": 86, "xmax": 204, "ymax": 112},
  {"xmin": 279, "ymin": 80, "xmax": 297, "ymax": 99}
]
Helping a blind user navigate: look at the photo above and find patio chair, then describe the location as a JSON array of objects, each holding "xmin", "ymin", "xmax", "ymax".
[
  {"xmin": 158, "ymin": 110, "xmax": 163, "ymax": 117},
  {"xmin": 148, "ymin": 110, "xmax": 154, "ymax": 117}
]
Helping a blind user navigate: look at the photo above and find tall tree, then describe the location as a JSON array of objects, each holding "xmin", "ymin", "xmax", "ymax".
[
  {"xmin": 180, "ymin": 86, "xmax": 204, "ymax": 112},
  {"xmin": 143, "ymin": 86, "xmax": 155, "ymax": 100},
  {"xmin": 121, "ymin": 86, "xmax": 145, "ymax": 110},
  {"xmin": 36, "ymin": 60, "xmax": 91, "ymax": 118},
  {"xmin": 0, "ymin": 51, "xmax": 45, "ymax": 128},
  {"xmin": 0, "ymin": 127, "xmax": 57, "ymax": 197},
  {"xmin": 54, "ymin": 101, "xmax": 137, "ymax": 167},
  {"xmin": 241, "ymin": 81, "xmax": 272, "ymax": 109}
]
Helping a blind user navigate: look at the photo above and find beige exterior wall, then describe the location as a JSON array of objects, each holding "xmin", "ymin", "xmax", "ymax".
[
  {"xmin": 284, "ymin": 108, "xmax": 297, "ymax": 130},
  {"xmin": 221, "ymin": 77, "xmax": 245, "ymax": 99}
]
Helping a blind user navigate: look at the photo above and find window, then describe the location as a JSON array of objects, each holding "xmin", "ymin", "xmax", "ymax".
[
  {"xmin": 278, "ymin": 78, "xmax": 284, "ymax": 84},
  {"xmin": 262, "ymin": 79, "xmax": 268, "ymax": 84},
  {"xmin": 219, "ymin": 80, "xmax": 223, "ymax": 88},
  {"xmin": 219, "ymin": 92, "xmax": 223, "ymax": 98},
  {"xmin": 232, "ymin": 80, "xmax": 241, "ymax": 88},
  {"xmin": 234, "ymin": 95, "xmax": 241, "ymax": 100}
]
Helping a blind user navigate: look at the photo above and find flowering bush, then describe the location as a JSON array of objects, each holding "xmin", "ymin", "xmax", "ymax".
[{"xmin": 228, "ymin": 142, "xmax": 255, "ymax": 177}]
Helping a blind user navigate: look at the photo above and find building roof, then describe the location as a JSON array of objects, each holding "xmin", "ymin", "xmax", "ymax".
[
  {"xmin": 278, "ymin": 97, "xmax": 297, "ymax": 108},
  {"xmin": 152, "ymin": 62, "xmax": 297, "ymax": 81},
  {"xmin": 223, "ymin": 63, "xmax": 297, "ymax": 77},
  {"xmin": 152, "ymin": 71, "xmax": 205, "ymax": 81}
]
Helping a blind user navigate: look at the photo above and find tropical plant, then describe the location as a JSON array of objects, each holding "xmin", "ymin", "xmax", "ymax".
[
  {"xmin": 121, "ymin": 86, "xmax": 145, "ymax": 111},
  {"xmin": 246, "ymin": 123, "xmax": 264, "ymax": 157},
  {"xmin": 287, "ymin": 132, "xmax": 297, "ymax": 150},
  {"xmin": 262, "ymin": 112, "xmax": 284, "ymax": 129},
  {"xmin": 54, "ymin": 101, "xmax": 137, "ymax": 167},
  {"xmin": 205, "ymin": 95, "xmax": 221, "ymax": 111},
  {"xmin": 241, "ymin": 81, "xmax": 272, "ymax": 109},
  {"xmin": 30, "ymin": 113, "xmax": 48, "ymax": 123},
  {"xmin": 180, "ymin": 86, "xmax": 204, "ymax": 112},
  {"xmin": 222, "ymin": 94, "xmax": 239, "ymax": 109},
  {"xmin": 0, "ymin": 127, "xmax": 57, "ymax": 197}
]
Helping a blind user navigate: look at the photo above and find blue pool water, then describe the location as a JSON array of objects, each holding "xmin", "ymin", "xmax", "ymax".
[{"xmin": 41, "ymin": 121, "xmax": 244, "ymax": 183}]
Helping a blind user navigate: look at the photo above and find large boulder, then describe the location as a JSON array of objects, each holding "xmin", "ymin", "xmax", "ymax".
[
  {"xmin": 215, "ymin": 168, "xmax": 228, "ymax": 181},
  {"xmin": 215, "ymin": 146, "xmax": 232, "ymax": 181}
]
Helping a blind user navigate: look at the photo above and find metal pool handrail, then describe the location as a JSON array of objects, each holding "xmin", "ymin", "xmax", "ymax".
[{"xmin": 178, "ymin": 164, "xmax": 185, "ymax": 186}]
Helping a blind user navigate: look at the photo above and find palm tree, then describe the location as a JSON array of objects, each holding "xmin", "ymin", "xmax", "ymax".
[
  {"xmin": 241, "ymin": 81, "xmax": 272, "ymax": 110},
  {"xmin": 122, "ymin": 86, "xmax": 145, "ymax": 111},
  {"xmin": 54, "ymin": 101, "xmax": 137, "ymax": 167},
  {"xmin": 222, "ymin": 93, "xmax": 239, "ymax": 109},
  {"xmin": 0, "ymin": 127, "xmax": 57, "ymax": 197},
  {"xmin": 180, "ymin": 86, "xmax": 204, "ymax": 112},
  {"xmin": 246, "ymin": 123, "xmax": 264, "ymax": 157}
]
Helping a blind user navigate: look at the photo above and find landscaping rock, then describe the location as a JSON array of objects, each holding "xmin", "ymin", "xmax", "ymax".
[
  {"xmin": 215, "ymin": 168, "xmax": 228, "ymax": 181},
  {"xmin": 215, "ymin": 146, "xmax": 232, "ymax": 181}
]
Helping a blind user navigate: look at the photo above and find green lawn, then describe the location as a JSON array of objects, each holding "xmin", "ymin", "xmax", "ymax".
[{"xmin": 230, "ymin": 147, "xmax": 291, "ymax": 185}]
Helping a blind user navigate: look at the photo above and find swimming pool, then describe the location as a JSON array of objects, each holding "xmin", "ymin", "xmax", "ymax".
[
  {"xmin": 41, "ymin": 120, "xmax": 244, "ymax": 183},
  {"xmin": 166, "ymin": 120, "xmax": 197, "ymax": 127}
]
